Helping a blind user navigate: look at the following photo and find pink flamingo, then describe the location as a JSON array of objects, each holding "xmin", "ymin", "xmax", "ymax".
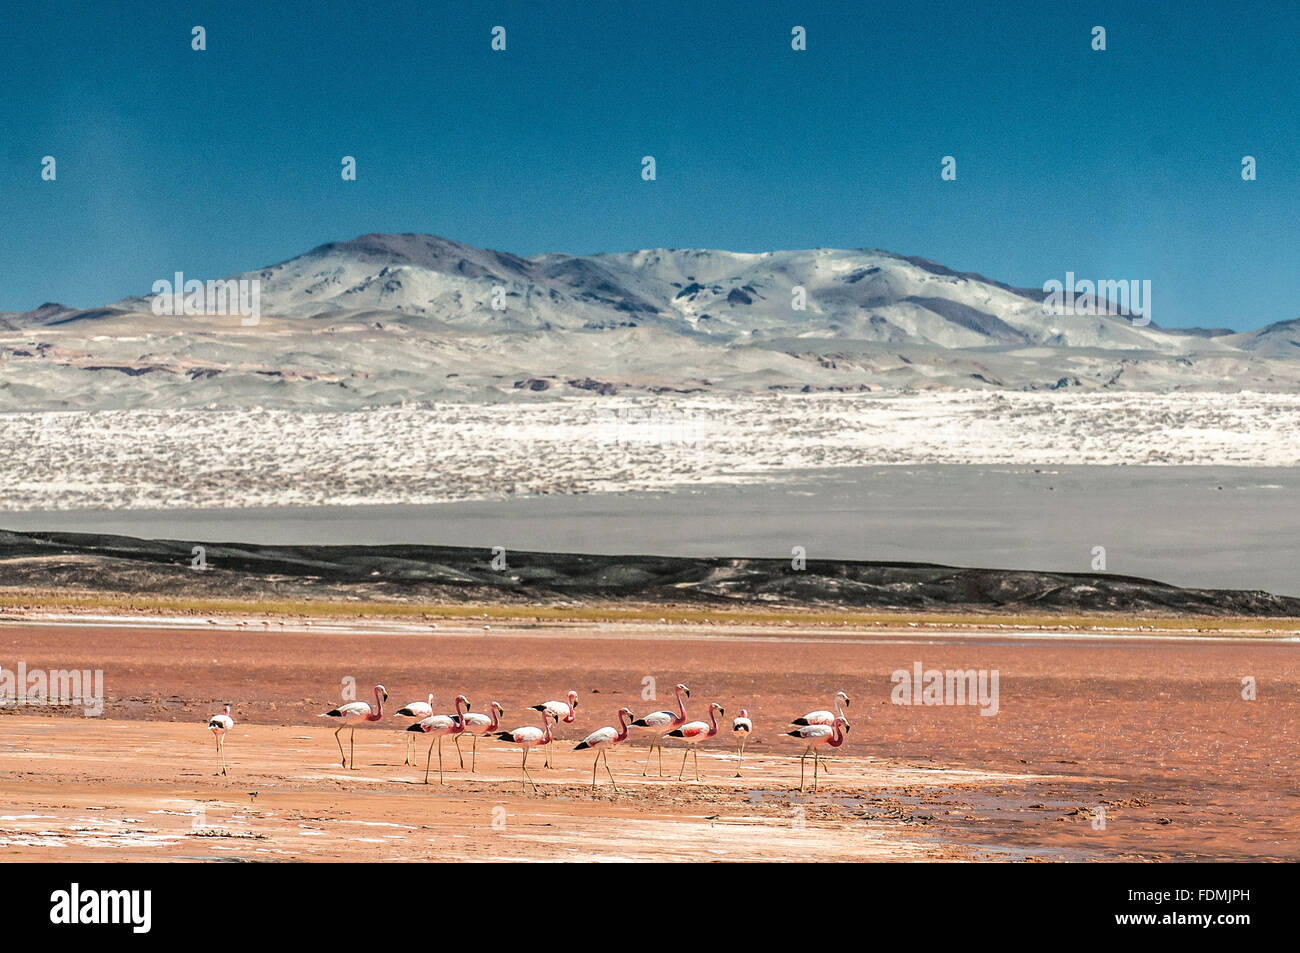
[
  {"xmin": 395, "ymin": 692, "xmax": 435, "ymax": 766},
  {"xmin": 573, "ymin": 707, "xmax": 634, "ymax": 791},
  {"xmin": 491, "ymin": 709, "xmax": 555, "ymax": 793},
  {"xmin": 407, "ymin": 694, "xmax": 470, "ymax": 785},
  {"xmin": 529, "ymin": 690, "xmax": 578, "ymax": 767},
  {"xmin": 320, "ymin": 684, "xmax": 387, "ymax": 769},
  {"xmin": 785, "ymin": 716, "xmax": 850, "ymax": 792},
  {"xmin": 666, "ymin": 702, "xmax": 724, "ymax": 781},
  {"xmin": 792, "ymin": 691, "xmax": 850, "ymax": 773},
  {"xmin": 793, "ymin": 690, "xmax": 850, "ymax": 726},
  {"xmin": 631, "ymin": 682, "xmax": 690, "ymax": 776},
  {"xmin": 207, "ymin": 704, "xmax": 234, "ymax": 776},
  {"xmin": 732, "ymin": 708, "xmax": 753, "ymax": 777},
  {"xmin": 456, "ymin": 701, "xmax": 505, "ymax": 772}
]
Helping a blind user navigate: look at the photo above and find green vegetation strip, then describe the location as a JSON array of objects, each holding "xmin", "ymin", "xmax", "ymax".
[{"xmin": 0, "ymin": 589, "xmax": 1296, "ymax": 634}]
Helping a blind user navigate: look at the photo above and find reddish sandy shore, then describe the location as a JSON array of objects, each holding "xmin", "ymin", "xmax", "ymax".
[{"xmin": 0, "ymin": 619, "xmax": 1296, "ymax": 861}]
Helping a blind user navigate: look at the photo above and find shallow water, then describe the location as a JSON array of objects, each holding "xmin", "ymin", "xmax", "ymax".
[{"xmin": 3, "ymin": 464, "xmax": 1297, "ymax": 595}]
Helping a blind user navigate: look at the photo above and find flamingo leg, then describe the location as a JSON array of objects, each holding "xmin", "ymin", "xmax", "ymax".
[
  {"xmin": 521, "ymin": 748, "xmax": 538, "ymax": 793},
  {"xmin": 642, "ymin": 735, "xmax": 657, "ymax": 776},
  {"xmin": 349, "ymin": 728, "xmax": 356, "ymax": 770},
  {"xmin": 678, "ymin": 745, "xmax": 690, "ymax": 781},
  {"xmin": 424, "ymin": 735, "xmax": 436, "ymax": 784},
  {"xmin": 454, "ymin": 733, "xmax": 465, "ymax": 769},
  {"xmin": 471, "ymin": 734, "xmax": 478, "ymax": 772},
  {"xmin": 603, "ymin": 750, "xmax": 618, "ymax": 792},
  {"xmin": 813, "ymin": 749, "xmax": 820, "ymax": 791},
  {"xmin": 734, "ymin": 736, "xmax": 746, "ymax": 777},
  {"xmin": 799, "ymin": 746, "xmax": 810, "ymax": 792},
  {"xmin": 334, "ymin": 726, "xmax": 346, "ymax": 767},
  {"xmin": 591, "ymin": 753, "xmax": 599, "ymax": 788},
  {"xmin": 693, "ymin": 746, "xmax": 701, "ymax": 782}
]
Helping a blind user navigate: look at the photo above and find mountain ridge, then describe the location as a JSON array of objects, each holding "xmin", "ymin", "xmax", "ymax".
[{"xmin": 3, "ymin": 232, "xmax": 1299, "ymax": 408}]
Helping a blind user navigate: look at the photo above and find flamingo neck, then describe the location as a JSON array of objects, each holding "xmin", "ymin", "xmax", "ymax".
[
  {"xmin": 708, "ymin": 707, "xmax": 719, "ymax": 735},
  {"xmin": 373, "ymin": 688, "xmax": 384, "ymax": 718},
  {"xmin": 616, "ymin": 710, "xmax": 631, "ymax": 740},
  {"xmin": 676, "ymin": 689, "xmax": 687, "ymax": 719},
  {"xmin": 829, "ymin": 725, "xmax": 846, "ymax": 748},
  {"xmin": 489, "ymin": 706, "xmax": 501, "ymax": 730}
]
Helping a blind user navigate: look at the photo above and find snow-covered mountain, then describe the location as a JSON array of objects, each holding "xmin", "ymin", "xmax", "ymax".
[
  {"xmin": 105, "ymin": 233, "xmax": 1226, "ymax": 349},
  {"xmin": 3, "ymin": 233, "xmax": 1298, "ymax": 409}
]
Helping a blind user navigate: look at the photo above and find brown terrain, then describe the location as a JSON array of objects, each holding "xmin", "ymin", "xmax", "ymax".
[{"xmin": 0, "ymin": 614, "xmax": 1296, "ymax": 862}]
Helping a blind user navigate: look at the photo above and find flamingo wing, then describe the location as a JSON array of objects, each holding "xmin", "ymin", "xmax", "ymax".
[
  {"xmin": 510, "ymin": 726, "xmax": 545, "ymax": 746},
  {"xmin": 531, "ymin": 701, "xmax": 571, "ymax": 720},
  {"xmin": 670, "ymin": 720, "xmax": 709, "ymax": 739},
  {"xmin": 633, "ymin": 710, "xmax": 675, "ymax": 729},
  {"xmin": 793, "ymin": 709, "xmax": 835, "ymax": 726},
  {"xmin": 575, "ymin": 726, "xmax": 618, "ymax": 750},
  {"xmin": 788, "ymin": 724, "xmax": 834, "ymax": 743},
  {"xmin": 324, "ymin": 701, "xmax": 372, "ymax": 719},
  {"xmin": 411, "ymin": 714, "xmax": 456, "ymax": 734}
]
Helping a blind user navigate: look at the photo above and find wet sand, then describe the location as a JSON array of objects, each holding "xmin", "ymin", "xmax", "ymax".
[{"xmin": 0, "ymin": 620, "xmax": 1296, "ymax": 861}]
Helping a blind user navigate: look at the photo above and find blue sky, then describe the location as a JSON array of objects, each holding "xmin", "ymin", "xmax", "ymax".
[{"xmin": 1, "ymin": 0, "xmax": 1295, "ymax": 329}]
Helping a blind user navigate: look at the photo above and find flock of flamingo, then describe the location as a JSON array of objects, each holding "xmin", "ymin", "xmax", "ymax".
[{"xmin": 207, "ymin": 686, "xmax": 852, "ymax": 792}]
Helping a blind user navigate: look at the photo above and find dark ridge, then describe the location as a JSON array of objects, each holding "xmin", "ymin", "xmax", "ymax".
[
  {"xmin": 1161, "ymin": 326, "xmax": 1236, "ymax": 338},
  {"xmin": 904, "ymin": 296, "xmax": 1031, "ymax": 344},
  {"xmin": 44, "ymin": 307, "xmax": 127, "ymax": 326},
  {"xmin": 1, "ymin": 530, "xmax": 1296, "ymax": 616}
]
